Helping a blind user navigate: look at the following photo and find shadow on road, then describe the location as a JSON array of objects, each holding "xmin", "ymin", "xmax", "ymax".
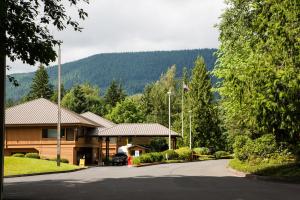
[{"xmin": 4, "ymin": 175, "xmax": 300, "ymax": 200}]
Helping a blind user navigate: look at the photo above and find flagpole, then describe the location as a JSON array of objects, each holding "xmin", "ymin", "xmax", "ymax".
[
  {"xmin": 167, "ymin": 90, "xmax": 172, "ymax": 150},
  {"xmin": 57, "ymin": 44, "xmax": 61, "ymax": 167},
  {"xmin": 189, "ymin": 110, "xmax": 192, "ymax": 150}
]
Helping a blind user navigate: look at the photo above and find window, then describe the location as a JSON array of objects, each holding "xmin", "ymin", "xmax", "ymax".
[
  {"xmin": 66, "ymin": 128, "xmax": 74, "ymax": 141},
  {"xmin": 42, "ymin": 129, "xmax": 65, "ymax": 138}
]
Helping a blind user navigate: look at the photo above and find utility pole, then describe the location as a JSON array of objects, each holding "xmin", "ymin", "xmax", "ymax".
[
  {"xmin": 167, "ymin": 90, "xmax": 172, "ymax": 150},
  {"xmin": 189, "ymin": 110, "xmax": 192, "ymax": 150},
  {"xmin": 57, "ymin": 44, "xmax": 61, "ymax": 167},
  {"xmin": 0, "ymin": 1, "xmax": 7, "ymax": 199}
]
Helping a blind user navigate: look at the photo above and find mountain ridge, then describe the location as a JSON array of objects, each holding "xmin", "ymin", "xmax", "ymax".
[{"xmin": 6, "ymin": 48, "xmax": 217, "ymax": 101}]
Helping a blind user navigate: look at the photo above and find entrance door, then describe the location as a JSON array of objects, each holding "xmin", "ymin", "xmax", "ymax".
[{"xmin": 77, "ymin": 148, "xmax": 93, "ymax": 165}]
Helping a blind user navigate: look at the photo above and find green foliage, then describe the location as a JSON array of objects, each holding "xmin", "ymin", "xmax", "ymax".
[
  {"xmin": 214, "ymin": 151, "xmax": 230, "ymax": 159},
  {"xmin": 104, "ymin": 80, "xmax": 126, "ymax": 108},
  {"xmin": 62, "ymin": 83, "xmax": 106, "ymax": 115},
  {"xmin": 162, "ymin": 149, "xmax": 179, "ymax": 160},
  {"xmin": 25, "ymin": 65, "xmax": 53, "ymax": 100},
  {"xmin": 149, "ymin": 138, "xmax": 168, "ymax": 152},
  {"xmin": 138, "ymin": 152, "xmax": 164, "ymax": 163},
  {"xmin": 107, "ymin": 98, "xmax": 145, "ymax": 123},
  {"xmin": 233, "ymin": 134, "xmax": 291, "ymax": 163},
  {"xmin": 25, "ymin": 153, "xmax": 40, "ymax": 159},
  {"xmin": 175, "ymin": 147, "xmax": 193, "ymax": 161},
  {"xmin": 187, "ymin": 57, "xmax": 224, "ymax": 149},
  {"xmin": 193, "ymin": 147, "xmax": 210, "ymax": 155},
  {"xmin": 132, "ymin": 157, "xmax": 141, "ymax": 165},
  {"xmin": 11, "ymin": 153, "xmax": 24, "ymax": 157},
  {"xmin": 6, "ymin": 49, "xmax": 217, "ymax": 101},
  {"xmin": 214, "ymin": 0, "xmax": 300, "ymax": 147},
  {"xmin": 49, "ymin": 158, "xmax": 69, "ymax": 164}
]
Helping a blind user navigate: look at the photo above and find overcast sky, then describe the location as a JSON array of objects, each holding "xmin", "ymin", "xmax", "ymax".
[{"xmin": 7, "ymin": 0, "xmax": 226, "ymax": 74}]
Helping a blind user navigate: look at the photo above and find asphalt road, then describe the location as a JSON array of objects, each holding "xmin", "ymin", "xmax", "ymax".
[{"xmin": 4, "ymin": 160, "xmax": 300, "ymax": 200}]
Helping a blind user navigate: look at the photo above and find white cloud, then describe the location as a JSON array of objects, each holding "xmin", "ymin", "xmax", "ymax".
[{"xmin": 7, "ymin": 0, "xmax": 226, "ymax": 74}]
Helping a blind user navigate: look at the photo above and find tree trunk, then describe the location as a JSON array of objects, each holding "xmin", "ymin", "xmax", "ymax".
[{"xmin": 0, "ymin": 1, "xmax": 7, "ymax": 199}]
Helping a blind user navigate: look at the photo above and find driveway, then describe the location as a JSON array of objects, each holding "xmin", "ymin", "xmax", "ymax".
[{"xmin": 4, "ymin": 160, "xmax": 300, "ymax": 200}]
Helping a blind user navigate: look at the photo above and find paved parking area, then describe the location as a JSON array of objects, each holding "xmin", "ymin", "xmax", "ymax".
[{"xmin": 4, "ymin": 160, "xmax": 300, "ymax": 200}]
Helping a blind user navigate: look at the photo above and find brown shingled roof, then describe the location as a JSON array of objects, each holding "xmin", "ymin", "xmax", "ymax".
[
  {"xmin": 98, "ymin": 123, "xmax": 180, "ymax": 137},
  {"xmin": 5, "ymin": 98, "xmax": 99, "ymax": 127},
  {"xmin": 80, "ymin": 112, "xmax": 115, "ymax": 128}
]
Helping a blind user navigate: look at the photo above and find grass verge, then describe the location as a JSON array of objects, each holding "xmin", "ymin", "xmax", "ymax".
[
  {"xmin": 229, "ymin": 159, "xmax": 300, "ymax": 177},
  {"xmin": 4, "ymin": 157, "xmax": 80, "ymax": 176}
]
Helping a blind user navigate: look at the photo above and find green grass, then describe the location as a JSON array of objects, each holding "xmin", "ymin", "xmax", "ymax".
[
  {"xmin": 4, "ymin": 157, "xmax": 80, "ymax": 176},
  {"xmin": 229, "ymin": 159, "xmax": 300, "ymax": 177}
]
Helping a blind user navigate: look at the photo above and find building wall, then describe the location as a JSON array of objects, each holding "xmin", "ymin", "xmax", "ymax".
[{"xmin": 5, "ymin": 126, "xmax": 101, "ymax": 165}]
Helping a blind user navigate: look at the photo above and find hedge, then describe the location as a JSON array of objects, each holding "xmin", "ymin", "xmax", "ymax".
[
  {"xmin": 25, "ymin": 153, "xmax": 40, "ymax": 159},
  {"xmin": 163, "ymin": 149, "xmax": 179, "ymax": 160},
  {"xmin": 175, "ymin": 147, "xmax": 193, "ymax": 161},
  {"xmin": 11, "ymin": 153, "xmax": 25, "ymax": 157}
]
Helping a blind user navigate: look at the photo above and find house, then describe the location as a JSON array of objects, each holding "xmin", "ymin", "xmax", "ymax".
[{"xmin": 5, "ymin": 98, "xmax": 180, "ymax": 165}]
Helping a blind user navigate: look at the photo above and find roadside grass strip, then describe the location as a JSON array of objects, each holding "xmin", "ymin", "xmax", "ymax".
[{"xmin": 4, "ymin": 157, "xmax": 80, "ymax": 176}]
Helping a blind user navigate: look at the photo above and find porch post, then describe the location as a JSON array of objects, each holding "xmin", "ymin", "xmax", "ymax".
[
  {"xmin": 98, "ymin": 137, "xmax": 103, "ymax": 166},
  {"xmin": 105, "ymin": 137, "xmax": 110, "ymax": 163}
]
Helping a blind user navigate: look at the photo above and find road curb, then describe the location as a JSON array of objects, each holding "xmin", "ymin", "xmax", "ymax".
[
  {"xmin": 227, "ymin": 166, "xmax": 300, "ymax": 184},
  {"xmin": 4, "ymin": 167, "xmax": 88, "ymax": 178}
]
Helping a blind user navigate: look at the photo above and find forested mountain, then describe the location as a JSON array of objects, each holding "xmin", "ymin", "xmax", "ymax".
[{"xmin": 6, "ymin": 49, "xmax": 217, "ymax": 101}]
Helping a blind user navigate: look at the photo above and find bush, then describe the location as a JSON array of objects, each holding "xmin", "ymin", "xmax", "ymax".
[
  {"xmin": 11, "ymin": 153, "xmax": 24, "ymax": 157},
  {"xmin": 25, "ymin": 153, "xmax": 40, "ymax": 159},
  {"xmin": 61, "ymin": 158, "xmax": 69, "ymax": 163},
  {"xmin": 49, "ymin": 158, "xmax": 69, "ymax": 163},
  {"xmin": 133, "ymin": 157, "xmax": 141, "ymax": 165},
  {"xmin": 139, "ymin": 154, "xmax": 153, "ymax": 163},
  {"xmin": 252, "ymin": 134, "xmax": 276, "ymax": 158},
  {"xmin": 175, "ymin": 147, "xmax": 193, "ymax": 161},
  {"xmin": 233, "ymin": 135, "xmax": 252, "ymax": 161},
  {"xmin": 163, "ymin": 149, "xmax": 179, "ymax": 160},
  {"xmin": 214, "ymin": 151, "xmax": 230, "ymax": 159},
  {"xmin": 193, "ymin": 147, "xmax": 210, "ymax": 155},
  {"xmin": 138, "ymin": 152, "xmax": 164, "ymax": 163},
  {"xmin": 149, "ymin": 138, "xmax": 168, "ymax": 152}
]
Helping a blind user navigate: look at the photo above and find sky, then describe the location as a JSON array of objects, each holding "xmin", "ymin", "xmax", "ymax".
[{"xmin": 7, "ymin": 0, "xmax": 226, "ymax": 74}]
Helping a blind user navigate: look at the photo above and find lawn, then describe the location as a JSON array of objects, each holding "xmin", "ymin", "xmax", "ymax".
[
  {"xmin": 4, "ymin": 157, "xmax": 80, "ymax": 176},
  {"xmin": 229, "ymin": 159, "xmax": 300, "ymax": 177}
]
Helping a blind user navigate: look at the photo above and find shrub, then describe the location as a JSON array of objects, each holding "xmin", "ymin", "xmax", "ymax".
[
  {"xmin": 139, "ymin": 154, "xmax": 153, "ymax": 163},
  {"xmin": 49, "ymin": 158, "xmax": 69, "ymax": 163},
  {"xmin": 163, "ymin": 149, "xmax": 179, "ymax": 160},
  {"xmin": 25, "ymin": 153, "xmax": 40, "ymax": 159},
  {"xmin": 149, "ymin": 137, "xmax": 168, "ymax": 152},
  {"xmin": 214, "ymin": 151, "xmax": 230, "ymax": 159},
  {"xmin": 61, "ymin": 158, "xmax": 69, "ymax": 163},
  {"xmin": 11, "ymin": 153, "xmax": 24, "ymax": 157},
  {"xmin": 149, "ymin": 152, "xmax": 164, "ymax": 162},
  {"xmin": 133, "ymin": 157, "xmax": 141, "ymax": 165},
  {"xmin": 175, "ymin": 147, "xmax": 193, "ymax": 161},
  {"xmin": 252, "ymin": 134, "xmax": 276, "ymax": 158},
  {"xmin": 233, "ymin": 135, "xmax": 252, "ymax": 161},
  {"xmin": 193, "ymin": 147, "xmax": 210, "ymax": 155}
]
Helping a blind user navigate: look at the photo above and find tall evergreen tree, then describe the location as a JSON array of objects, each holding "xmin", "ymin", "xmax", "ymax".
[
  {"xmin": 61, "ymin": 83, "xmax": 106, "ymax": 115},
  {"xmin": 189, "ymin": 57, "xmax": 221, "ymax": 148},
  {"xmin": 26, "ymin": 65, "xmax": 53, "ymax": 100},
  {"xmin": 104, "ymin": 80, "xmax": 126, "ymax": 108}
]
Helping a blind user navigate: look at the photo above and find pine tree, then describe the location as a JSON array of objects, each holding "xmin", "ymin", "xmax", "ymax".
[
  {"xmin": 26, "ymin": 65, "xmax": 53, "ymax": 100},
  {"xmin": 189, "ymin": 57, "xmax": 221, "ymax": 148},
  {"xmin": 104, "ymin": 80, "xmax": 126, "ymax": 108}
]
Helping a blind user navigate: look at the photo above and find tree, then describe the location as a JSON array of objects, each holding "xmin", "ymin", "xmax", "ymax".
[
  {"xmin": 104, "ymin": 80, "xmax": 126, "ymax": 108},
  {"xmin": 107, "ymin": 98, "xmax": 145, "ymax": 123},
  {"xmin": 214, "ymin": 0, "xmax": 300, "ymax": 147},
  {"xmin": 0, "ymin": 0, "xmax": 88, "ymax": 197},
  {"xmin": 62, "ymin": 83, "xmax": 106, "ymax": 115},
  {"xmin": 188, "ymin": 57, "xmax": 222, "ymax": 149},
  {"xmin": 141, "ymin": 65, "xmax": 180, "ymax": 127},
  {"xmin": 26, "ymin": 65, "xmax": 53, "ymax": 100},
  {"xmin": 51, "ymin": 84, "xmax": 66, "ymax": 103}
]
